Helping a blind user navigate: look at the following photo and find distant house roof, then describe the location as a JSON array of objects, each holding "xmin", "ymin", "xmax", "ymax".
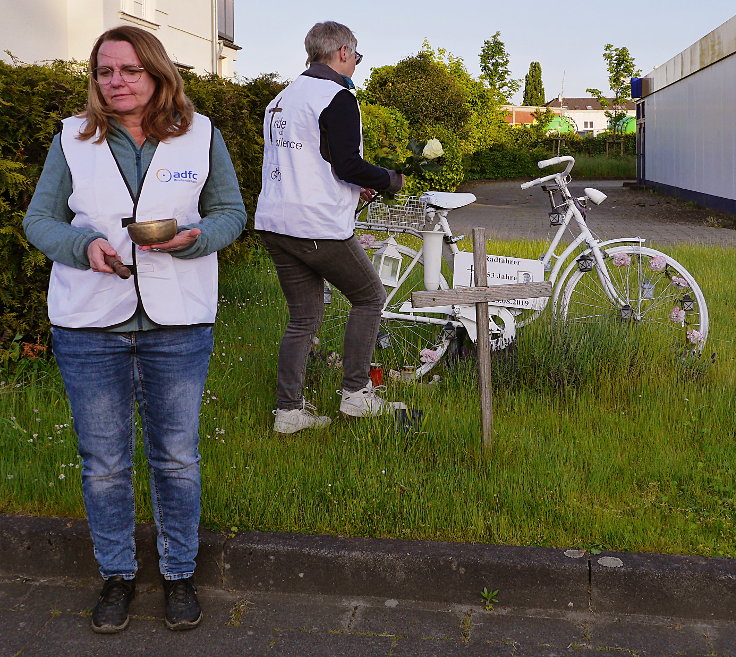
[{"xmin": 545, "ymin": 97, "xmax": 636, "ymax": 111}]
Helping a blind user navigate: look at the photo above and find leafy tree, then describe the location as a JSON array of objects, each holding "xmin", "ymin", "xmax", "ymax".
[
  {"xmin": 586, "ymin": 44, "xmax": 641, "ymax": 132},
  {"xmin": 362, "ymin": 52, "xmax": 470, "ymax": 133},
  {"xmin": 522, "ymin": 61, "xmax": 545, "ymax": 107},
  {"xmin": 530, "ymin": 106, "xmax": 556, "ymax": 138},
  {"xmin": 479, "ymin": 31, "xmax": 521, "ymax": 103},
  {"xmin": 418, "ymin": 41, "xmax": 509, "ymax": 152}
]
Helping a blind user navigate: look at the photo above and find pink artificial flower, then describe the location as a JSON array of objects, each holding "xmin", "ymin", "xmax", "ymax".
[
  {"xmin": 686, "ymin": 329, "xmax": 704, "ymax": 345},
  {"xmin": 669, "ymin": 307, "xmax": 686, "ymax": 323},
  {"xmin": 420, "ymin": 348, "xmax": 440, "ymax": 363},
  {"xmin": 359, "ymin": 234, "xmax": 376, "ymax": 247},
  {"xmin": 649, "ymin": 255, "xmax": 667, "ymax": 271},
  {"xmin": 671, "ymin": 276, "xmax": 689, "ymax": 289},
  {"xmin": 612, "ymin": 252, "xmax": 631, "ymax": 267}
]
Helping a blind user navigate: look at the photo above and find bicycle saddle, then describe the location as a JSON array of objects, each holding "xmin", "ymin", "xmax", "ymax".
[{"xmin": 421, "ymin": 191, "xmax": 476, "ymax": 210}]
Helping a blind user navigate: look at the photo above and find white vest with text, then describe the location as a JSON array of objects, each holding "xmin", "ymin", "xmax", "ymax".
[
  {"xmin": 254, "ymin": 76, "xmax": 361, "ymax": 239},
  {"xmin": 48, "ymin": 114, "xmax": 217, "ymax": 328}
]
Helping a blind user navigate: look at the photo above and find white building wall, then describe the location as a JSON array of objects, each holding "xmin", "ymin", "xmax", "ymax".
[
  {"xmin": 1, "ymin": 0, "xmax": 237, "ymax": 76},
  {"xmin": 3, "ymin": 0, "xmax": 70, "ymax": 63},
  {"xmin": 563, "ymin": 109, "xmax": 635, "ymax": 136},
  {"xmin": 644, "ymin": 53, "xmax": 736, "ymax": 204}
]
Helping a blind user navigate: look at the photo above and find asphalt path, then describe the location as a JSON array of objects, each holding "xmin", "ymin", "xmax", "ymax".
[{"xmin": 449, "ymin": 179, "xmax": 736, "ymax": 247}]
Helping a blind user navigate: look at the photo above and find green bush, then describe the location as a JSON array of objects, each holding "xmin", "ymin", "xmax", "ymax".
[
  {"xmin": 541, "ymin": 132, "xmax": 636, "ymax": 156},
  {"xmin": 464, "ymin": 142, "xmax": 550, "ymax": 180},
  {"xmin": 463, "ymin": 127, "xmax": 637, "ymax": 181},
  {"xmin": 0, "ymin": 58, "xmax": 88, "ymax": 362},
  {"xmin": 362, "ymin": 53, "xmax": 471, "ymax": 134},
  {"xmin": 402, "ymin": 125, "xmax": 466, "ymax": 195},
  {"xmin": 415, "ymin": 42, "xmax": 509, "ymax": 155},
  {"xmin": 0, "ymin": 58, "xmax": 284, "ymax": 359},
  {"xmin": 360, "ymin": 103, "xmax": 411, "ymax": 165},
  {"xmin": 360, "ymin": 105, "xmax": 464, "ymax": 195}
]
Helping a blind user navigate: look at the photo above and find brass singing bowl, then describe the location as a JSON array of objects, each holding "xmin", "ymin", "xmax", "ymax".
[{"xmin": 127, "ymin": 218, "xmax": 178, "ymax": 246}]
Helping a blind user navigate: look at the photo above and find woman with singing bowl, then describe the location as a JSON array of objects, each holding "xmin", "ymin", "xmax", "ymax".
[{"xmin": 23, "ymin": 25, "xmax": 246, "ymax": 633}]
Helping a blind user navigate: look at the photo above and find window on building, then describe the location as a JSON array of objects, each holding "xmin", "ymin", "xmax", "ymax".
[
  {"xmin": 121, "ymin": 0, "xmax": 156, "ymax": 24},
  {"xmin": 584, "ymin": 121, "xmax": 593, "ymax": 129},
  {"xmin": 218, "ymin": 0, "xmax": 235, "ymax": 43}
]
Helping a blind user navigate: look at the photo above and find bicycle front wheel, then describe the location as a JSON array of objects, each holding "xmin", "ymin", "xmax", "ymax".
[
  {"xmin": 316, "ymin": 242, "xmax": 456, "ymax": 379},
  {"xmin": 558, "ymin": 246, "xmax": 709, "ymax": 351}
]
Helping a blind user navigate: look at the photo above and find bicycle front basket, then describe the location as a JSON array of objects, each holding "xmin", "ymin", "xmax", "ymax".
[{"xmin": 366, "ymin": 194, "xmax": 428, "ymax": 230}]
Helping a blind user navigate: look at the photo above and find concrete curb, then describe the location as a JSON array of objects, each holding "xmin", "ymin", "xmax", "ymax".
[{"xmin": 2, "ymin": 514, "xmax": 735, "ymax": 620}]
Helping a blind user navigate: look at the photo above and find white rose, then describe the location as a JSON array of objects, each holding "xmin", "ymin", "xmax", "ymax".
[{"xmin": 422, "ymin": 139, "xmax": 444, "ymax": 160}]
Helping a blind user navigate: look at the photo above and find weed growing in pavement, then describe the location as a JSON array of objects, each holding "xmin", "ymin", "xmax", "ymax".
[{"xmin": 481, "ymin": 587, "xmax": 500, "ymax": 611}]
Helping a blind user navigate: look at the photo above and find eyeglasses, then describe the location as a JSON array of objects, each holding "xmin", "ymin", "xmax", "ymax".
[
  {"xmin": 341, "ymin": 46, "xmax": 363, "ymax": 66},
  {"xmin": 92, "ymin": 65, "xmax": 146, "ymax": 85}
]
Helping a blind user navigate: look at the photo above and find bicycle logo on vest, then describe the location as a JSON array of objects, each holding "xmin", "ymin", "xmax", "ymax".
[
  {"xmin": 156, "ymin": 168, "xmax": 199, "ymax": 183},
  {"xmin": 270, "ymin": 167, "xmax": 281, "ymax": 181}
]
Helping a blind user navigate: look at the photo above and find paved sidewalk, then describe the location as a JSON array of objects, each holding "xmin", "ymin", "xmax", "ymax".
[
  {"xmin": 3, "ymin": 575, "xmax": 736, "ymax": 657},
  {"xmin": 3, "ymin": 515, "xmax": 736, "ymax": 656},
  {"xmin": 451, "ymin": 180, "xmax": 736, "ymax": 246}
]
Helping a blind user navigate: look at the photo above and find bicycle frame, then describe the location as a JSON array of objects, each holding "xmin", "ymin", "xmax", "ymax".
[
  {"xmin": 533, "ymin": 174, "xmax": 646, "ymax": 312},
  {"xmin": 357, "ymin": 164, "xmax": 652, "ymax": 330}
]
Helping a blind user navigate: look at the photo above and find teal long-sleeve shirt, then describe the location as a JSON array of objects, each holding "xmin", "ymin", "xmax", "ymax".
[{"xmin": 23, "ymin": 120, "xmax": 247, "ymax": 331}]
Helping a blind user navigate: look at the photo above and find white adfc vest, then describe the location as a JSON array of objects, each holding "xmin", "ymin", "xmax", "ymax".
[
  {"xmin": 49, "ymin": 114, "xmax": 218, "ymax": 328},
  {"xmin": 254, "ymin": 76, "xmax": 361, "ymax": 239}
]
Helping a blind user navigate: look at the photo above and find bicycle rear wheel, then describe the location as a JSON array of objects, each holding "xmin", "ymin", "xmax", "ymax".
[
  {"xmin": 316, "ymin": 242, "xmax": 456, "ymax": 379},
  {"xmin": 558, "ymin": 246, "xmax": 708, "ymax": 351}
]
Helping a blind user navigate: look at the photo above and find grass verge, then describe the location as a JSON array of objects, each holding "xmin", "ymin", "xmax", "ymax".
[{"xmin": 1, "ymin": 240, "xmax": 734, "ymax": 557}]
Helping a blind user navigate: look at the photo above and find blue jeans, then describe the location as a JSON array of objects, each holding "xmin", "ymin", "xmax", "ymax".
[{"xmin": 51, "ymin": 326, "xmax": 213, "ymax": 581}]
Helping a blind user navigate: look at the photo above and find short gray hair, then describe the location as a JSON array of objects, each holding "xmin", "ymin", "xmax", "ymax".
[{"xmin": 304, "ymin": 21, "xmax": 357, "ymax": 65}]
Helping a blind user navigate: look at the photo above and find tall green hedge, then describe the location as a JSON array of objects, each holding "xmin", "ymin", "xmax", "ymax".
[
  {"xmin": 0, "ymin": 58, "xmax": 284, "ymax": 360},
  {"xmin": 464, "ymin": 131, "xmax": 636, "ymax": 180}
]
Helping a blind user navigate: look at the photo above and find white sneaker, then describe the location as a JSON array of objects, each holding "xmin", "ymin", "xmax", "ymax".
[
  {"xmin": 273, "ymin": 401, "xmax": 332, "ymax": 434},
  {"xmin": 339, "ymin": 381, "xmax": 407, "ymax": 417}
]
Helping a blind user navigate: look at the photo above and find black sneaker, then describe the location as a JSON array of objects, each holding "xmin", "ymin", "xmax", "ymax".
[
  {"xmin": 91, "ymin": 576, "xmax": 136, "ymax": 633},
  {"xmin": 163, "ymin": 577, "xmax": 202, "ymax": 630}
]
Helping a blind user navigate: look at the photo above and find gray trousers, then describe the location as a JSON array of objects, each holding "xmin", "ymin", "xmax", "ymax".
[{"xmin": 259, "ymin": 232, "xmax": 387, "ymax": 410}]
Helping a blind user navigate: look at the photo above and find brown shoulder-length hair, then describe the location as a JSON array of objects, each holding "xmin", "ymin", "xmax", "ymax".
[{"xmin": 79, "ymin": 25, "xmax": 194, "ymax": 143}]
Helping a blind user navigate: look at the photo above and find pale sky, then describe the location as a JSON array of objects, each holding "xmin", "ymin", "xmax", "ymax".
[{"xmin": 233, "ymin": 1, "xmax": 735, "ymax": 103}]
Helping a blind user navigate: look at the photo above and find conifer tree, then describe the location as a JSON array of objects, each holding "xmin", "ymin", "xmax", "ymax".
[{"xmin": 522, "ymin": 61, "xmax": 545, "ymax": 107}]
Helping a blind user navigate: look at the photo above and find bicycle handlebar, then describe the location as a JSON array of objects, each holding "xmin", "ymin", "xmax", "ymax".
[{"xmin": 520, "ymin": 156, "xmax": 576, "ymax": 190}]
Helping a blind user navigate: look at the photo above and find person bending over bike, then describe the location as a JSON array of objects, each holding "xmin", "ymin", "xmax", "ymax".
[{"xmin": 254, "ymin": 21, "xmax": 406, "ymax": 434}]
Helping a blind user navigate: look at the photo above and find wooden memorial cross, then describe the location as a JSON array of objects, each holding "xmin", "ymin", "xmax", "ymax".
[{"xmin": 411, "ymin": 228, "xmax": 552, "ymax": 452}]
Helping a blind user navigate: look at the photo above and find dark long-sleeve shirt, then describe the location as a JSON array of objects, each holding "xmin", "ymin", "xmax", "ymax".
[{"xmin": 304, "ymin": 62, "xmax": 403, "ymax": 194}]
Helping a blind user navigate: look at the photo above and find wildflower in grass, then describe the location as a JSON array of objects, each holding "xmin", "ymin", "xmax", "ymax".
[
  {"xmin": 671, "ymin": 276, "xmax": 689, "ymax": 289},
  {"xmin": 612, "ymin": 252, "xmax": 631, "ymax": 267},
  {"xmin": 58, "ymin": 474, "xmax": 65, "ymax": 480},
  {"xmin": 649, "ymin": 255, "xmax": 667, "ymax": 271},
  {"xmin": 420, "ymin": 348, "xmax": 440, "ymax": 363},
  {"xmin": 669, "ymin": 307, "xmax": 686, "ymax": 323},
  {"xmin": 687, "ymin": 329, "xmax": 705, "ymax": 345},
  {"xmin": 359, "ymin": 234, "xmax": 376, "ymax": 248},
  {"xmin": 326, "ymin": 351, "xmax": 343, "ymax": 369}
]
